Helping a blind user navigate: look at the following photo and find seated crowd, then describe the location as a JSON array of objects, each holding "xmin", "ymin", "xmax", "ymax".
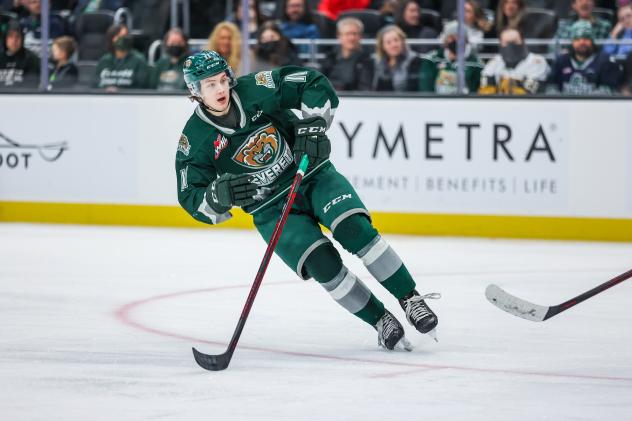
[{"xmin": 1, "ymin": 0, "xmax": 632, "ymax": 95}]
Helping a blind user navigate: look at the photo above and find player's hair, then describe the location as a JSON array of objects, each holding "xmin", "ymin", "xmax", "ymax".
[
  {"xmin": 205, "ymin": 21, "xmax": 242, "ymax": 75},
  {"xmin": 375, "ymin": 25, "xmax": 408, "ymax": 61},
  {"xmin": 336, "ymin": 17, "xmax": 364, "ymax": 35},
  {"xmin": 53, "ymin": 36, "xmax": 77, "ymax": 59}
]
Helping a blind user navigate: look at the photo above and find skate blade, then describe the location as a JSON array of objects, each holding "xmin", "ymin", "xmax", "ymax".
[
  {"xmin": 395, "ymin": 336, "xmax": 414, "ymax": 352},
  {"xmin": 427, "ymin": 328, "xmax": 438, "ymax": 343}
]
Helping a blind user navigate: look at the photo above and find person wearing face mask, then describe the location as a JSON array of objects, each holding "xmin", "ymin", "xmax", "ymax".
[
  {"xmin": 418, "ymin": 21, "xmax": 483, "ymax": 94},
  {"xmin": 149, "ymin": 27, "xmax": 189, "ymax": 91},
  {"xmin": 479, "ymin": 28, "xmax": 549, "ymax": 95},
  {"xmin": 252, "ymin": 22, "xmax": 301, "ymax": 73},
  {"xmin": 48, "ymin": 35, "xmax": 78, "ymax": 90},
  {"xmin": 547, "ymin": 20, "xmax": 622, "ymax": 95},
  {"xmin": 94, "ymin": 24, "xmax": 150, "ymax": 91},
  {"xmin": 0, "ymin": 20, "xmax": 39, "ymax": 88}
]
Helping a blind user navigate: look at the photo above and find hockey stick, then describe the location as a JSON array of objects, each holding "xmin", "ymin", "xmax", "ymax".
[
  {"xmin": 192, "ymin": 154, "xmax": 310, "ymax": 371},
  {"xmin": 485, "ymin": 268, "xmax": 632, "ymax": 322}
]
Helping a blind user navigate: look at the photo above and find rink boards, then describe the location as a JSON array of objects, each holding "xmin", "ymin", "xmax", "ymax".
[{"xmin": 0, "ymin": 94, "xmax": 631, "ymax": 241}]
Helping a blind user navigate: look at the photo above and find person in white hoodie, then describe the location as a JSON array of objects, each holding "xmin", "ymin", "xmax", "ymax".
[{"xmin": 479, "ymin": 27, "xmax": 549, "ymax": 95}]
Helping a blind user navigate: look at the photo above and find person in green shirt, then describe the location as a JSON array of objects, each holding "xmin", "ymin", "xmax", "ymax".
[
  {"xmin": 419, "ymin": 21, "xmax": 483, "ymax": 94},
  {"xmin": 149, "ymin": 27, "xmax": 189, "ymax": 91},
  {"xmin": 175, "ymin": 51, "xmax": 441, "ymax": 351},
  {"xmin": 94, "ymin": 24, "xmax": 150, "ymax": 91}
]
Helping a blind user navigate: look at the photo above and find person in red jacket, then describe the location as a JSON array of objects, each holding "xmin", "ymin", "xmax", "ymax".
[{"xmin": 317, "ymin": 0, "xmax": 371, "ymax": 20}]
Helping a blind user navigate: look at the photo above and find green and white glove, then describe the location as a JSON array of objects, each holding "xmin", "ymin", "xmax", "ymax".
[
  {"xmin": 293, "ymin": 116, "xmax": 330, "ymax": 166},
  {"xmin": 206, "ymin": 173, "xmax": 273, "ymax": 212}
]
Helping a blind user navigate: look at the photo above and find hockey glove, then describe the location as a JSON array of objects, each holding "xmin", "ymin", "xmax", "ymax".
[
  {"xmin": 206, "ymin": 173, "xmax": 273, "ymax": 212},
  {"xmin": 293, "ymin": 116, "xmax": 330, "ymax": 166}
]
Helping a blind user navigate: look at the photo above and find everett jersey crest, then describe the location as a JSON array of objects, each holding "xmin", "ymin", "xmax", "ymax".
[{"xmin": 233, "ymin": 125, "xmax": 280, "ymax": 168}]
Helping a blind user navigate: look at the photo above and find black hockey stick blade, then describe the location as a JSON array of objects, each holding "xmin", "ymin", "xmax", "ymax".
[
  {"xmin": 192, "ymin": 347, "xmax": 232, "ymax": 371},
  {"xmin": 486, "ymin": 268, "xmax": 632, "ymax": 322}
]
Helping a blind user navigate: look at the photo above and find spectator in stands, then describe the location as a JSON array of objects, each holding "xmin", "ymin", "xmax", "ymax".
[
  {"xmin": 279, "ymin": 0, "xmax": 320, "ymax": 41},
  {"xmin": 394, "ymin": 0, "xmax": 438, "ymax": 53},
  {"xmin": 48, "ymin": 35, "xmax": 78, "ymax": 89},
  {"xmin": 251, "ymin": 21, "xmax": 301, "ymax": 72},
  {"xmin": 227, "ymin": 0, "xmax": 267, "ymax": 39},
  {"xmin": 442, "ymin": 0, "xmax": 492, "ymax": 50},
  {"xmin": 603, "ymin": 4, "xmax": 632, "ymax": 56},
  {"xmin": 0, "ymin": 20, "xmax": 39, "ymax": 88},
  {"xmin": 205, "ymin": 21, "xmax": 243, "ymax": 76},
  {"xmin": 378, "ymin": 0, "xmax": 399, "ymax": 24},
  {"xmin": 20, "ymin": 0, "xmax": 66, "ymax": 41},
  {"xmin": 547, "ymin": 20, "xmax": 622, "ymax": 94},
  {"xmin": 479, "ymin": 28, "xmax": 549, "ymax": 94},
  {"xmin": 94, "ymin": 24, "xmax": 150, "ymax": 91},
  {"xmin": 419, "ymin": 21, "xmax": 483, "ymax": 94},
  {"xmin": 321, "ymin": 17, "xmax": 373, "ymax": 91},
  {"xmin": 494, "ymin": 0, "xmax": 526, "ymax": 37},
  {"xmin": 317, "ymin": 0, "xmax": 371, "ymax": 21},
  {"xmin": 149, "ymin": 27, "xmax": 188, "ymax": 91},
  {"xmin": 372, "ymin": 25, "xmax": 421, "ymax": 92},
  {"xmin": 553, "ymin": 0, "xmax": 613, "ymax": 53}
]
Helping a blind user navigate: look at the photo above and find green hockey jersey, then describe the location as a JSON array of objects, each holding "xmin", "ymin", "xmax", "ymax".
[{"xmin": 175, "ymin": 66, "xmax": 339, "ymax": 225}]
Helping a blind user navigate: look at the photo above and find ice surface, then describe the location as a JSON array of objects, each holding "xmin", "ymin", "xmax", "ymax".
[{"xmin": 1, "ymin": 223, "xmax": 631, "ymax": 421}]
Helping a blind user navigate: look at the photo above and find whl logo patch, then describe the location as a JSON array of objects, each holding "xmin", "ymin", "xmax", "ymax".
[
  {"xmin": 233, "ymin": 125, "xmax": 280, "ymax": 168},
  {"xmin": 214, "ymin": 133, "xmax": 228, "ymax": 159}
]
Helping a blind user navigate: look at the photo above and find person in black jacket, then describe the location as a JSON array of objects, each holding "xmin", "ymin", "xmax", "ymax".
[
  {"xmin": 0, "ymin": 20, "xmax": 39, "ymax": 88},
  {"xmin": 321, "ymin": 17, "xmax": 373, "ymax": 91},
  {"xmin": 547, "ymin": 20, "xmax": 621, "ymax": 95},
  {"xmin": 49, "ymin": 35, "xmax": 78, "ymax": 89}
]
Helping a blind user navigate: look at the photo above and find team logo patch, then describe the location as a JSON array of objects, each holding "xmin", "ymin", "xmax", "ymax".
[
  {"xmin": 255, "ymin": 71, "xmax": 275, "ymax": 89},
  {"xmin": 184, "ymin": 59, "xmax": 192, "ymax": 68},
  {"xmin": 233, "ymin": 126, "xmax": 280, "ymax": 168},
  {"xmin": 177, "ymin": 133, "xmax": 190, "ymax": 156},
  {"xmin": 214, "ymin": 133, "xmax": 229, "ymax": 159}
]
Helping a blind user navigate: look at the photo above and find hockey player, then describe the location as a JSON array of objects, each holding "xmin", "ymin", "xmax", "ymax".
[{"xmin": 175, "ymin": 51, "xmax": 439, "ymax": 351}]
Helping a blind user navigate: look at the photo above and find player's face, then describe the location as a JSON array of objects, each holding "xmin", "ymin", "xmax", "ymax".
[
  {"xmin": 382, "ymin": 30, "xmax": 404, "ymax": 59},
  {"xmin": 200, "ymin": 72, "xmax": 231, "ymax": 113}
]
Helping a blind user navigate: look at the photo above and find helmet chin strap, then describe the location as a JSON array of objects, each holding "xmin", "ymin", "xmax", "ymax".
[{"xmin": 200, "ymin": 95, "xmax": 231, "ymax": 115}]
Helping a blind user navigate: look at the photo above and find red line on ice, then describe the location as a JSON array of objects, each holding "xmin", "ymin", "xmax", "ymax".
[{"xmin": 113, "ymin": 281, "xmax": 632, "ymax": 383}]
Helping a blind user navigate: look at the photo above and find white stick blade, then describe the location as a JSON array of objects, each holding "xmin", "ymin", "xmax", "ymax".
[{"xmin": 485, "ymin": 284, "xmax": 548, "ymax": 322}]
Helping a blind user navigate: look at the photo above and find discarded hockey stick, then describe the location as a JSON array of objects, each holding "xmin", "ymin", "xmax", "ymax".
[
  {"xmin": 485, "ymin": 268, "xmax": 632, "ymax": 322},
  {"xmin": 192, "ymin": 155, "xmax": 310, "ymax": 371}
]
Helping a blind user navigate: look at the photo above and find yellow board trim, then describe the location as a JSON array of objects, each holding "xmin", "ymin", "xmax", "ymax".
[{"xmin": 1, "ymin": 201, "xmax": 632, "ymax": 242}]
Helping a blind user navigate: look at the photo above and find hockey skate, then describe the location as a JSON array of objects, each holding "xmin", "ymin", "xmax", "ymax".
[
  {"xmin": 399, "ymin": 290, "xmax": 441, "ymax": 340},
  {"xmin": 374, "ymin": 310, "xmax": 413, "ymax": 351}
]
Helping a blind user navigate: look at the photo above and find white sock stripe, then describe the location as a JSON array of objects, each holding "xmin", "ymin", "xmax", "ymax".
[
  {"xmin": 329, "ymin": 271, "xmax": 357, "ymax": 301},
  {"xmin": 360, "ymin": 237, "xmax": 389, "ymax": 267}
]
